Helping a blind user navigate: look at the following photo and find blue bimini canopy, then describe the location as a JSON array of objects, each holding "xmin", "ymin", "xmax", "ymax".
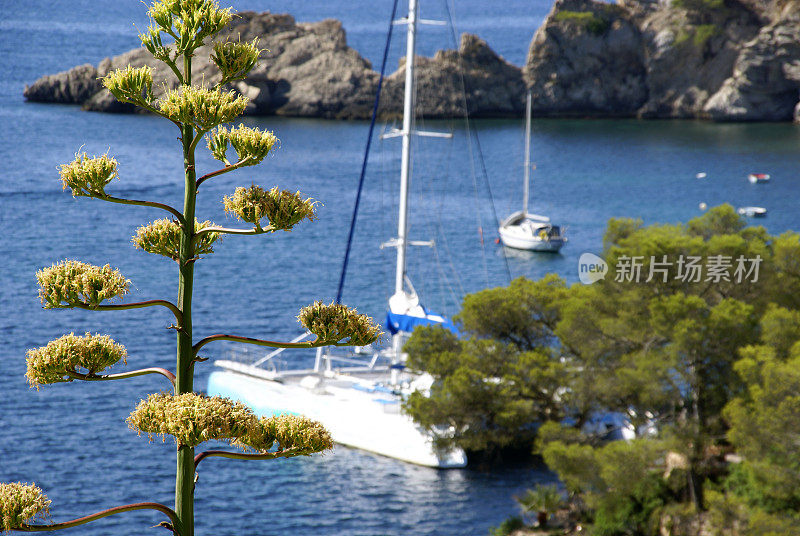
[{"xmin": 385, "ymin": 308, "xmax": 460, "ymax": 336}]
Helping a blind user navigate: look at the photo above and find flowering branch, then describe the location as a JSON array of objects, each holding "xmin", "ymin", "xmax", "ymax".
[
  {"xmin": 194, "ymin": 158, "xmax": 254, "ymax": 188},
  {"xmin": 65, "ymin": 367, "xmax": 176, "ymax": 387},
  {"xmin": 193, "ymin": 224, "xmax": 275, "ymax": 241},
  {"xmin": 13, "ymin": 502, "xmax": 181, "ymax": 535},
  {"xmin": 193, "ymin": 448, "xmax": 313, "ymax": 467},
  {"xmin": 191, "ymin": 333, "xmax": 331, "ymax": 357},
  {"xmin": 101, "ymin": 194, "xmax": 186, "ymax": 228},
  {"xmin": 63, "ymin": 300, "xmax": 183, "ymax": 326}
]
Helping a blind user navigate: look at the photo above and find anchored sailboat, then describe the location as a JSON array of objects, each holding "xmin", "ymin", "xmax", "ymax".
[
  {"xmin": 498, "ymin": 91, "xmax": 566, "ymax": 252},
  {"xmin": 207, "ymin": 0, "xmax": 466, "ymax": 468}
]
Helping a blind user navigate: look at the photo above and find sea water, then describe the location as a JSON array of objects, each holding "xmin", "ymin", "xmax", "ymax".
[{"xmin": 2, "ymin": 1, "xmax": 800, "ymax": 534}]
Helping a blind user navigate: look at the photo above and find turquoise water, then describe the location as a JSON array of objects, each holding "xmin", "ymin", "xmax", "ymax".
[{"xmin": 3, "ymin": 1, "xmax": 800, "ymax": 535}]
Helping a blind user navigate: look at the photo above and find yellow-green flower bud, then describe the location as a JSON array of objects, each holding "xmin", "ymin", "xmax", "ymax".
[
  {"xmin": 0, "ymin": 482, "xmax": 51, "ymax": 533},
  {"xmin": 26, "ymin": 333, "xmax": 127, "ymax": 389},
  {"xmin": 158, "ymin": 85, "xmax": 248, "ymax": 131},
  {"xmin": 223, "ymin": 186, "xmax": 317, "ymax": 231},
  {"xmin": 127, "ymin": 392, "xmax": 257, "ymax": 448},
  {"xmin": 297, "ymin": 301, "xmax": 383, "ymax": 346},
  {"xmin": 59, "ymin": 152, "xmax": 118, "ymax": 197},
  {"xmin": 139, "ymin": 25, "xmax": 172, "ymax": 63},
  {"xmin": 211, "ymin": 38, "xmax": 261, "ymax": 81},
  {"xmin": 234, "ymin": 414, "xmax": 333, "ymax": 454},
  {"xmin": 145, "ymin": 0, "xmax": 232, "ymax": 53},
  {"xmin": 132, "ymin": 218, "xmax": 219, "ymax": 262},
  {"xmin": 36, "ymin": 260, "xmax": 130, "ymax": 309},
  {"xmin": 102, "ymin": 65, "xmax": 155, "ymax": 105},
  {"xmin": 206, "ymin": 125, "xmax": 278, "ymax": 166}
]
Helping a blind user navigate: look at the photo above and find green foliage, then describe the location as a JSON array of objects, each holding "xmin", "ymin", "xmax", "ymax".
[
  {"xmin": 0, "ymin": 482, "xmax": 50, "ymax": 533},
  {"xmin": 59, "ymin": 152, "xmax": 118, "ymax": 197},
  {"xmin": 36, "ymin": 260, "xmax": 130, "ymax": 308},
  {"xmin": 132, "ymin": 218, "xmax": 219, "ymax": 261},
  {"xmin": 706, "ymin": 489, "xmax": 800, "ymax": 536},
  {"xmin": 488, "ymin": 516, "xmax": 524, "ymax": 536},
  {"xmin": 542, "ymin": 438, "xmax": 669, "ymax": 536},
  {"xmin": 515, "ymin": 484, "xmax": 563, "ymax": 526},
  {"xmin": 206, "ymin": 124, "xmax": 279, "ymax": 166},
  {"xmin": 223, "ymin": 185, "xmax": 318, "ymax": 231},
  {"xmin": 553, "ymin": 10, "xmax": 609, "ymax": 36},
  {"xmin": 25, "ymin": 333, "xmax": 127, "ymax": 388},
  {"xmin": 672, "ymin": 0, "xmax": 726, "ymax": 11},
  {"xmin": 297, "ymin": 301, "xmax": 382, "ymax": 346}
]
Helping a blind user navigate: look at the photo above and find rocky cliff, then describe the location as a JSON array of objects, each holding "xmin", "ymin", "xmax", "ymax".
[
  {"xmin": 23, "ymin": 11, "xmax": 524, "ymax": 119},
  {"xmin": 23, "ymin": 4, "xmax": 800, "ymax": 121},
  {"xmin": 524, "ymin": 0, "xmax": 800, "ymax": 121}
]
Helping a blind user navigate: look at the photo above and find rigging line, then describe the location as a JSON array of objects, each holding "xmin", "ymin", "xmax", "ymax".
[
  {"xmin": 335, "ymin": 0, "xmax": 401, "ymax": 305},
  {"xmin": 441, "ymin": 0, "xmax": 489, "ymax": 289},
  {"xmin": 444, "ymin": 0, "xmax": 513, "ymax": 285}
]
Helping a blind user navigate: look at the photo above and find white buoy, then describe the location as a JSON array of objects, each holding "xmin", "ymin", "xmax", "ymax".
[
  {"xmin": 699, "ymin": 202, "xmax": 707, "ymax": 210},
  {"xmin": 696, "ymin": 172, "xmax": 707, "ymax": 179}
]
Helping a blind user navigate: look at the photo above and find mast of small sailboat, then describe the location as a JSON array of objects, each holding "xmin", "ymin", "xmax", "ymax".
[
  {"xmin": 391, "ymin": 0, "xmax": 419, "ymax": 382},
  {"xmin": 522, "ymin": 91, "xmax": 531, "ymax": 217}
]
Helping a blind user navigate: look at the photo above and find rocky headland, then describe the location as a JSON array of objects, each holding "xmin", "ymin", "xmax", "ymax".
[{"xmin": 23, "ymin": 1, "xmax": 800, "ymax": 121}]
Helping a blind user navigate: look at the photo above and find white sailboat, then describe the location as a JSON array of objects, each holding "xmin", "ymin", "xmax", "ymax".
[
  {"xmin": 207, "ymin": 0, "xmax": 467, "ymax": 468},
  {"xmin": 498, "ymin": 92, "xmax": 566, "ymax": 252}
]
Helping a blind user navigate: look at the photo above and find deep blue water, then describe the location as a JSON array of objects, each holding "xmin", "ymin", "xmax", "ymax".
[{"xmin": 2, "ymin": 1, "xmax": 800, "ymax": 535}]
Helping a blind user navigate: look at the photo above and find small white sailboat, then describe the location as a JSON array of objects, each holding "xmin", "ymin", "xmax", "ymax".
[
  {"xmin": 498, "ymin": 92, "xmax": 566, "ymax": 252},
  {"xmin": 207, "ymin": 0, "xmax": 466, "ymax": 468}
]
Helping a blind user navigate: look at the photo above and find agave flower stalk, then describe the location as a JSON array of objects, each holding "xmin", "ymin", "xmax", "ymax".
[{"xmin": 5, "ymin": 1, "xmax": 382, "ymax": 535}]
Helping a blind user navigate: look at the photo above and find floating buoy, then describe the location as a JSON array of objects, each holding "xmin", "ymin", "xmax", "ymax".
[
  {"xmin": 699, "ymin": 202, "xmax": 707, "ymax": 210},
  {"xmin": 696, "ymin": 172, "xmax": 707, "ymax": 179}
]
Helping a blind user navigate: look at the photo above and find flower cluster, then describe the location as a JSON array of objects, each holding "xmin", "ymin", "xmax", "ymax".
[
  {"xmin": 141, "ymin": 0, "xmax": 232, "ymax": 56},
  {"xmin": 223, "ymin": 185, "xmax": 317, "ymax": 231},
  {"xmin": 36, "ymin": 260, "xmax": 130, "ymax": 309},
  {"xmin": 211, "ymin": 38, "xmax": 261, "ymax": 82},
  {"xmin": 102, "ymin": 66, "xmax": 154, "ymax": 105},
  {"xmin": 234, "ymin": 415, "xmax": 334, "ymax": 454},
  {"xmin": 59, "ymin": 152, "xmax": 118, "ymax": 198},
  {"xmin": 132, "ymin": 218, "xmax": 219, "ymax": 262},
  {"xmin": 128, "ymin": 392, "xmax": 253, "ymax": 448},
  {"xmin": 158, "ymin": 85, "xmax": 248, "ymax": 131},
  {"xmin": 127, "ymin": 392, "xmax": 332, "ymax": 455},
  {"xmin": 297, "ymin": 301, "xmax": 383, "ymax": 346},
  {"xmin": 25, "ymin": 333, "xmax": 127, "ymax": 389},
  {"xmin": 206, "ymin": 125, "xmax": 278, "ymax": 167},
  {"xmin": 0, "ymin": 482, "xmax": 50, "ymax": 533}
]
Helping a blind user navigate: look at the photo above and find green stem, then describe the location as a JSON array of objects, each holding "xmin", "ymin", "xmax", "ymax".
[
  {"xmin": 14, "ymin": 502, "xmax": 181, "ymax": 535},
  {"xmin": 66, "ymin": 367, "xmax": 176, "ymax": 387},
  {"xmin": 192, "ymin": 333, "xmax": 348, "ymax": 357},
  {"xmin": 174, "ymin": 51, "xmax": 196, "ymax": 536},
  {"xmin": 195, "ymin": 157, "xmax": 254, "ymax": 188},
  {"xmin": 65, "ymin": 300, "xmax": 182, "ymax": 325},
  {"xmin": 193, "ymin": 448, "xmax": 312, "ymax": 468},
  {"xmin": 193, "ymin": 225, "xmax": 274, "ymax": 242},
  {"xmin": 100, "ymin": 194, "xmax": 187, "ymax": 228}
]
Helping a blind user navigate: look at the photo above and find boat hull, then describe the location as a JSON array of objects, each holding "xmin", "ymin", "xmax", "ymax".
[
  {"xmin": 499, "ymin": 226, "xmax": 565, "ymax": 252},
  {"xmin": 207, "ymin": 369, "xmax": 467, "ymax": 469}
]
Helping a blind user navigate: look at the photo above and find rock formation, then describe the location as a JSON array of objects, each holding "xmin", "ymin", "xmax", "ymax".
[
  {"xmin": 23, "ymin": 3, "xmax": 800, "ymax": 121},
  {"xmin": 23, "ymin": 12, "xmax": 524, "ymax": 120},
  {"xmin": 524, "ymin": 0, "xmax": 800, "ymax": 121}
]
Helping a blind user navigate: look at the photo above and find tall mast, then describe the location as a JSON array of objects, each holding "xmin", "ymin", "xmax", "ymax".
[
  {"xmin": 395, "ymin": 0, "xmax": 417, "ymax": 298},
  {"xmin": 522, "ymin": 91, "xmax": 531, "ymax": 216}
]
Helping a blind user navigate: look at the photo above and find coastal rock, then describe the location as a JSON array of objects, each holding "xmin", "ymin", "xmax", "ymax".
[
  {"xmin": 524, "ymin": 0, "xmax": 800, "ymax": 121},
  {"xmin": 22, "ymin": 12, "xmax": 521, "ymax": 120},
  {"xmin": 524, "ymin": 0, "xmax": 647, "ymax": 116},
  {"xmin": 381, "ymin": 34, "xmax": 525, "ymax": 118},
  {"xmin": 704, "ymin": 9, "xmax": 800, "ymax": 121},
  {"xmin": 24, "ymin": 64, "xmax": 103, "ymax": 104}
]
